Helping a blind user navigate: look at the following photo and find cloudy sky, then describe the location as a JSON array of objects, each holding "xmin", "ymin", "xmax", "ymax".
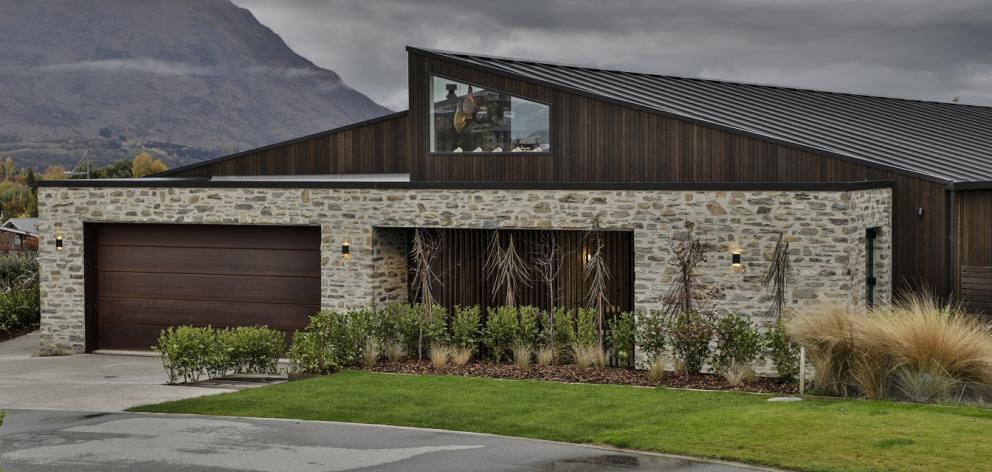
[{"xmin": 233, "ymin": 0, "xmax": 992, "ymax": 111}]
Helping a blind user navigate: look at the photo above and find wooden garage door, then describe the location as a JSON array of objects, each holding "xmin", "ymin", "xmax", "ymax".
[{"xmin": 89, "ymin": 224, "xmax": 320, "ymax": 351}]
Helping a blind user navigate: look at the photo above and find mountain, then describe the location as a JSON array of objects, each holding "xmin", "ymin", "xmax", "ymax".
[{"xmin": 0, "ymin": 0, "xmax": 391, "ymax": 171}]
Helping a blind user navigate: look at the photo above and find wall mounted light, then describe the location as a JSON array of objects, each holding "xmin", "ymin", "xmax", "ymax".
[
  {"xmin": 731, "ymin": 249, "xmax": 745, "ymax": 273},
  {"xmin": 54, "ymin": 223, "xmax": 64, "ymax": 251},
  {"xmin": 341, "ymin": 240, "xmax": 351, "ymax": 259}
]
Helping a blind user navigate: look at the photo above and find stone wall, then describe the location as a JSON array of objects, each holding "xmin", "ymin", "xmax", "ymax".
[{"xmin": 37, "ymin": 185, "xmax": 892, "ymax": 354}]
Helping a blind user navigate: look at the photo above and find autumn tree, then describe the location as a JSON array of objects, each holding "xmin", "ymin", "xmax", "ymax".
[
  {"xmin": 131, "ymin": 153, "xmax": 168, "ymax": 177},
  {"xmin": 41, "ymin": 165, "xmax": 66, "ymax": 180}
]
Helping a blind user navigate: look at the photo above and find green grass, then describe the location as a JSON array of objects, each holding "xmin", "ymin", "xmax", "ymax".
[{"xmin": 132, "ymin": 370, "xmax": 992, "ymax": 472}]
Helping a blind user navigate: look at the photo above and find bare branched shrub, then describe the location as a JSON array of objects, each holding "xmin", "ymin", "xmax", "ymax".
[
  {"xmin": 584, "ymin": 218, "xmax": 611, "ymax": 347},
  {"xmin": 513, "ymin": 343, "xmax": 533, "ymax": 371},
  {"xmin": 411, "ymin": 229, "xmax": 442, "ymax": 360},
  {"xmin": 486, "ymin": 231, "xmax": 531, "ymax": 306},
  {"xmin": 536, "ymin": 345, "xmax": 556, "ymax": 367},
  {"xmin": 451, "ymin": 346, "xmax": 472, "ymax": 366},
  {"xmin": 533, "ymin": 233, "xmax": 567, "ymax": 344},
  {"xmin": 429, "ymin": 345, "xmax": 451, "ymax": 369}
]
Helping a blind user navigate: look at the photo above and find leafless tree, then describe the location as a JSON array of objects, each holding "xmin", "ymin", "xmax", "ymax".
[
  {"xmin": 584, "ymin": 219, "xmax": 611, "ymax": 347},
  {"xmin": 410, "ymin": 228, "xmax": 441, "ymax": 360},
  {"xmin": 661, "ymin": 222, "xmax": 719, "ymax": 317},
  {"xmin": 485, "ymin": 230, "xmax": 530, "ymax": 306},
  {"xmin": 533, "ymin": 232, "xmax": 567, "ymax": 343}
]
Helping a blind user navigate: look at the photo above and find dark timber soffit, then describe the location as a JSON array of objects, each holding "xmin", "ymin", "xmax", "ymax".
[
  {"xmin": 38, "ymin": 178, "xmax": 893, "ymax": 191},
  {"xmin": 409, "ymin": 47, "xmax": 992, "ymax": 185},
  {"xmin": 150, "ymin": 111, "xmax": 410, "ymax": 177}
]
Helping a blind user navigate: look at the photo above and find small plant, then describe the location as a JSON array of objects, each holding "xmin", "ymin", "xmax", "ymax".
[
  {"xmin": 671, "ymin": 357, "xmax": 687, "ymax": 376},
  {"xmin": 288, "ymin": 310, "xmax": 359, "ymax": 375},
  {"xmin": 362, "ymin": 339, "xmax": 380, "ymax": 368},
  {"xmin": 669, "ymin": 311, "xmax": 715, "ymax": 375},
  {"xmin": 648, "ymin": 354, "xmax": 666, "ymax": 382},
  {"xmin": 550, "ymin": 307, "xmax": 576, "ymax": 353},
  {"xmin": 607, "ymin": 312, "xmax": 636, "ymax": 367},
  {"xmin": 575, "ymin": 307, "xmax": 598, "ymax": 346},
  {"xmin": 637, "ymin": 309, "xmax": 667, "ymax": 362},
  {"xmin": 571, "ymin": 343, "xmax": 598, "ymax": 372},
  {"xmin": 429, "ymin": 345, "xmax": 451, "ymax": 369},
  {"xmin": 154, "ymin": 326, "xmax": 217, "ymax": 384},
  {"xmin": 451, "ymin": 305, "xmax": 481, "ymax": 349},
  {"xmin": 518, "ymin": 306, "xmax": 540, "ymax": 346},
  {"xmin": 712, "ymin": 312, "xmax": 762, "ymax": 374},
  {"xmin": 764, "ymin": 318, "xmax": 800, "ymax": 383},
  {"xmin": 216, "ymin": 326, "xmax": 284, "ymax": 375},
  {"xmin": 722, "ymin": 361, "xmax": 756, "ymax": 388},
  {"xmin": 536, "ymin": 345, "xmax": 556, "ymax": 366},
  {"xmin": 894, "ymin": 363, "xmax": 957, "ymax": 404},
  {"xmin": 513, "ymin": 343, "xmax": 533, "ymax": 371},
  {"xmin": 484, "ymin": 306, "xmax": 519, "ymax": 363},
  {"xmin": 451, "ymin": 346, "xmax": 473, "ymax": 366},
  {"xmin": 385, "ymin": 340, "xmax": 406, "ymax": 362}
]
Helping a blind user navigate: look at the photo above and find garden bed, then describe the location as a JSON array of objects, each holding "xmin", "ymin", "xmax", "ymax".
[
  {"xmin": 0, "ymin": 324, "xmax": 36, "ymax": 343},
  {"xmin": 362, "ymin": 360, "xmax": 798, "ymax": 394}
]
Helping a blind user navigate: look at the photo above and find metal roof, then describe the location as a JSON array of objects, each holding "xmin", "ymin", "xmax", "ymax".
[
  {"xmin": 412, "ymin": 47, "xmax": 992, "ymax": 184},
  {"xmin": 1, "ymin": 218, "xmax": 38, "ymax": 235}
]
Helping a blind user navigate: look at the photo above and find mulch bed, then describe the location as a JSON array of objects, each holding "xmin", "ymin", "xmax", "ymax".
[
  {"xmin": 0, "ymin": 325, "xmax": 37, "ymax": 343},
  {"xmin": 363, "ymin": 360, "xmax": 798, "ymax": 395}
]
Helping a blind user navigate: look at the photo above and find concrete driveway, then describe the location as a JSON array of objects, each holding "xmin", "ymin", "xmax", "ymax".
[
  {"xmin": 0, "ymin": 409, "xmax": 768, "ymax": 472},
  {"xmin": 0, "ymin": 332, "xmax": 231, "ymax": 411}
]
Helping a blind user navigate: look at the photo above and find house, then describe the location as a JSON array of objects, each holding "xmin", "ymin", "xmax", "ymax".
[
  {"xmin": 39, "ymin": 45, "xmax": 992, "ymax": 354},
  {"xmin": 0, "ymin": 218, "xmax": 39, "ymax": 254}
]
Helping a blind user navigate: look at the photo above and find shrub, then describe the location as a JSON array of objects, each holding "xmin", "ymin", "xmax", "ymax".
[
  {"xmin": 362, "ymin": 339, "xmax": 380, "ymax": 368},
  {"xmin": 712, "ymin": 312, "xmax": 762, "ymax": 374},
  {"xmin": 217, "ymin": 326, "xmax": 283, "ymax": 375},
  {"xmin": 154, "ymin": 326, "xmax": 217, "ymax": 384},
  {"xmin": 764, "ymin": 318, "xmax": 800, "ymax": 383},
  {"xmin": 451, "ymin": 305, "xmax": 481, "ymax": 349},
  {"xmin": 637, "ymin": 309, "xmax": 667, "ymax": 361},
  {"xmin": 669, "ymin": 311, "xmax": 715, "ymax": 375},
  {"xmin": 484, "ymin": 306, "xmax": 518, "ymax": 363},
  {"xmin": 388, "ymin": 303, "xmax": 422, "ymax": 358},
  {"xmin": 549, "ymin": 307, "xmax": 576, "ymax": 351},
  {"xmin": 288, "ymin": 310, "xmax": 359, "ymax": 375},
  {"xmin": 607, "ymin": 312, "xmax": 636, "ymax": 366},
  {"xmin": 0, "ymin": 254, "xmax": 39, "ymax": 334},
  {"xmin": 575, "ymin": 307, "xmax": 598, "ymax": 346},
  {"xmin": 421, "ymin": 304, "xmax": 450, "ymax": 348},
  {"xmin": 518, "ymin": 306, "xmax": 540, "ymax": 346},
  {"xmin": 893, "ymin": 362, "xmax": 958, "ymax": 404}
]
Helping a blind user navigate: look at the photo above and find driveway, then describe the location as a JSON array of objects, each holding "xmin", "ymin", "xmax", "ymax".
[
  {"xmin": 0, "ymin": 409, "xmax": 768, "ymax": 472},
  {"xmin": 0, "ymin": 332, "xmax": 231, "ymax": 411}
]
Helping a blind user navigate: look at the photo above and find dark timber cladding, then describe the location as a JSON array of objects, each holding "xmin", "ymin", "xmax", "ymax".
[
  {"xmin": 408, "ymin": 50, "xmax": 947, "ymax": 296},
  {"xmin": 954, "ymin": 190, "xmax": 992, "ymax": 309},
  {"xmin": 409, "ymin": 228, "xmax": 635, "ymax": 318},
  {"xmin": 161, "ymin": 112, "xmax": 410, "ymax": 177},
  {"xmin": 87, "ymin": 224, "xmax": 320, "ymax": 351}
]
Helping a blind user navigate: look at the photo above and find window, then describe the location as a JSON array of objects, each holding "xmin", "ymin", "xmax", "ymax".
[{"xmin": 430, "ymin": 76, "xmax": 550, "ymax": 153}]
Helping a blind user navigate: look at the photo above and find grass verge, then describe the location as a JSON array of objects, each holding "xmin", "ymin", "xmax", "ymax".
[{"xmin": 132, "ymin": 370, "xmax": 992, "ymax": 472}]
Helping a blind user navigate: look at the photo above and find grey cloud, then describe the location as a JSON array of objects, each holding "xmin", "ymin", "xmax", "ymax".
[
  {"xmin": 38, "ymin": 58, "xmax": 216, "ymax": 76},
  {"xmin": 233, "ymin": 0, "xmax": 992, "ymax": 109}
]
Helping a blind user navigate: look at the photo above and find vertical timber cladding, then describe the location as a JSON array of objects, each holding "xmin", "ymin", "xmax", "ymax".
[
  {"xmin": 407, "ymin": 228, "xmax": 635, "ymax": 318},
  {"xmin": 954, "ymin": 189, "xmax": 992, "ymax": 311},
  {"xmin": 408, "ymin": 51, "xmax": 947, "ymax": 297},
  {"xmin": 89, "ymin": 224, "xmax": 320, "ymax": 351}
]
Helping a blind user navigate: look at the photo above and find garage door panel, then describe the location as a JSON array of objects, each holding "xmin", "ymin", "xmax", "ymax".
[
  {"xmin": 98, "ymin": 271, "xmax": 319, "ymax": 305},
  {"xmin": 90, "ymin": 224, "xmax": 321, "ymax": 351},
  {"xmin": 97, "ymin": 246, "xmax": 319, "ymax": 277},
  {"xmin": 97, "ymin": 224, "xmax": 320, "ymax": 250},
  {"xmin": 97, "ymin": 297, "xmax": 318, "ymax": 331}
]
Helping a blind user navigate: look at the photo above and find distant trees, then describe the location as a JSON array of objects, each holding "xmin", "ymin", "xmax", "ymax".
[
  {"xmin": 132, "ymin": 152, "xmax": 168, "ymax": 177},
  {"xmin": 41, "ymin": 166, "xmax": 66, "ymax": 180}
]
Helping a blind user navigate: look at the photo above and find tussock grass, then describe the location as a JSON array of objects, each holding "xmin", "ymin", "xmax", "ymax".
[
  {"xmin": 571, "ymin": 344, "xmax": 599, "ymax": 372},
  {"xmin": 535, "ymin": 346, "xmax": 555, "ymax": 367},
  {"xmin": 722, "ymin": 361, "xmax": 755, "ymax": 388},
  {"xmin": 647, "ymin": 354, "xmax": 666, "ymax": 382},
  {"xmin": 513, "ymin": 343, "xmax": 533, "ymax": 372},
  {"xmin": 362, "ymin": 340, "xmax": 380, "ymax": 369},
  {"xmin": 428, "ymin": 345, "xmax": 450, "ymax": 369},
  {"xmin": 789, "ymin": 294, "xmax": 992, "ymax": 402},
  {"xmin": 451, "ymin": 346, "xmax": 472, "ymax": 366},
  {"xmin": 385, "ymin": 341, "xmax": 406, "ymax": 362}
]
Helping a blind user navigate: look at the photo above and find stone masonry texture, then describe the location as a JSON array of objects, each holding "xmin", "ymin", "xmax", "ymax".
[{"xmin": 38, "ymin": 185, "xmax": 892, "ymax": 355}]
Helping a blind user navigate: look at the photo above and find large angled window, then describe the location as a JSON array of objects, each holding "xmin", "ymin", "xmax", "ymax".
[{"xmin": 430, "ymin": 76, "xmax": 550, "ymax": 153}]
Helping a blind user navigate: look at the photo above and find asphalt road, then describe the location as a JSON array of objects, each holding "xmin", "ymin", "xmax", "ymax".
[{"xmin": 0, "ymin": 409, "xmax": 767, "ymax": 472}]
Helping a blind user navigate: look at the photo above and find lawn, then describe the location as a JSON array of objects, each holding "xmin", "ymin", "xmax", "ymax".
[{"xmin": 132, "ymin": 370, "xmax": 992, "ymax": 472}]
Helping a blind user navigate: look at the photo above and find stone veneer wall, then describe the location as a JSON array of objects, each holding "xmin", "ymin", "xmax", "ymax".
[{"xmin": 38, "ymin": 185, "xmax": 892, "ymax": 354}]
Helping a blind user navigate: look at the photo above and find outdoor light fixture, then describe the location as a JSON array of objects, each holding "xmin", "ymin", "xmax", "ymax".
[
  {"xmin": 54, "ymin": 223, "xmax": 64, "ymax": 251},
  {"xmin": 341, "ymin": 240, "xmax": 351, "ymax": 259},
  {"xmin": 731, "ymin": 249, "xmax": 745, "ymax": 273}
]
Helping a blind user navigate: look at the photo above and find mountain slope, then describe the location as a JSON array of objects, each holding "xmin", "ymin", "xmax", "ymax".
[{"xmin": 0, "ymin": 0, "xmax": 391, "ymax": 170}]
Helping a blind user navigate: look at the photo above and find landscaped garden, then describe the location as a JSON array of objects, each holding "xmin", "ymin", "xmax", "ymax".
[{"xmin": 0, "ymin": 253, "xmax": 39, "ymax": 342}]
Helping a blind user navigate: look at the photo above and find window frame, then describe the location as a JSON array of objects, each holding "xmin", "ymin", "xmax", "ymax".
[{"xmin": 426, "ymin": 73, "xmax": 553, "ymax": 157}]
